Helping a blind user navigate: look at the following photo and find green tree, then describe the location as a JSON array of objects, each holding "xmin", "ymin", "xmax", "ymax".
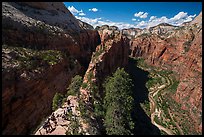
[
  {"xmin": 66, "ymin": 75, "xmax": 82, "ymax": 96},
  {"xmin": 52, "ymin": 92, "xmax": 64, "ymax": 111},
  {"xmin": 103, "ymin": 68, "xmax": 134, "ymax": 135},
  {"xmin": 66, "ymin": 116, "xmax": 81, "ymax": 135}
]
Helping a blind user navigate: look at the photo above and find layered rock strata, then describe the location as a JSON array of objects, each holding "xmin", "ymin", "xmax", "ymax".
[
  {"xmin": 127, "ymin": 12, "xmax": 202, "ymax": 134},
  {"xmin": 2, "ymin": 2, "xmax": 100, "ymax": 135}
]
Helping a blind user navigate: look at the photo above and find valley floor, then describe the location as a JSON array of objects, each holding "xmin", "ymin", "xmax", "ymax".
[{"xmin": 131, "ymin": 57, "xmax": 196, "ymax": 135}]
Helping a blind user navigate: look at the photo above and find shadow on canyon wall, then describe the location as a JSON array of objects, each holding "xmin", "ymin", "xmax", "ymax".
[{"xmin": 127, "ymin": 57, "xmax": 161, "ymax": 135}]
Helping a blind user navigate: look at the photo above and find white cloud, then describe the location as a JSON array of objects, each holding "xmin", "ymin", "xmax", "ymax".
[
  {"xmin": 136, "ymin": 21, "xmax": 148, "ymax": 28},
  {"xmin": 74, "ymin": 11, "xmax": 197, "ymax": 30},
  {"xmin": 68, "ymin": 6, "xmax": 80, "ymax": 14},
  {"xmin": 67, "ymin": 6, "xmax": 86, "ymax": 16},
  {"xmin": 172, "ymin": 12, "xmax": 188, "ymax": 20},
  {"xmin": 134, "ymin": 12, "xmax": 148, "ymax": 18},
  {"xmin": 89, "ymin": 8, "xmax": 98, "ymax": 12},
  {"xmin": 76, "ymin": 16, "xmax": 135, "ymax": 30},
  {"xmin": 184, "ymin": 14, "xmax": 196, "ymax": 22},
  {"xmin": 132, "ymin": 18, "xmax": 137, "ymax": 21},
  {"xmin": 149, "ymin": 16, "xmax": 157, "ymax": 22},
  {"xmin": 79, "ymin": 12, "xmax": 86, "ymax": 16},
  {"xmin": 140, "ymin": 12, "xmax": 197, "ymax": 28},
  {"xmin": 134, "ymin": 12, "xmax": 144, "ymax": 17},
  {"xmin": 140, "ymin": 12, "xmax": 148, "ymax": 18}
]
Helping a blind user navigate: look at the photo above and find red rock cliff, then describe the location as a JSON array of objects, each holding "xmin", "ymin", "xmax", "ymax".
[
  {"xmin": 2, "ymin": 2, "xmax": 100, "ymax": 135},
  {"xmin": 128, "ymin": 12, "xmax": 202, "ymax": 134}
]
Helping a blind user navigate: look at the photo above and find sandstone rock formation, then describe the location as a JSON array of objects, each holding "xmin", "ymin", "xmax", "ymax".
[
  {"xmin": 2, "ymin": 2, "xmax": 100, "ymax": 67},
  {"xmin": 2, "ymin": 2, "xmax": 201, "ymax": 135},
  {"xmin": 2, "ymin": 2, "xmax": 100, "ymax": 135},
  {"xmin": 128, "ymin": 12, "xmax": 202, "ymax": 134},
  {"xmin": 69, "ymin": 26, "xmax": 130, "ymax": 134},
  {"xmin": 33, "ymin": 25, "xmax": 130, "ymax": 135}
]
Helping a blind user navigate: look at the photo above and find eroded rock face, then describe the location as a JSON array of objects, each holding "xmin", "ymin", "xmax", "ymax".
[
  {"xmin": 32, "ymin": 26, "xmax": 130, "ymax": 135},
  {"xmin": 2, "ymin": 56, "xmax": 81, "ymax": 134},
  {"xmin": 2, "ymin": 2, "xmax": 100, "ymax": 135},
  {"xmin": 128, "ymin": 13, "xmax": 202, "ymax": 134},
  {"xmin": 77, "ymin": 27, "xmax": 129, "ymax": 134},
  {"xmin": 2, "ymin": 2, "xmax": 100, "ymax": 67},
  {"xmin": 174, "ymin": 26, "xmax": 202, "ymax": 133}
]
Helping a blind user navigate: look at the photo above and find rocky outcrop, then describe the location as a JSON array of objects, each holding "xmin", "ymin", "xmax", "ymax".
[
  {"xmin": 33, "ymin": 25, "xmax": 130, "ymax": 135},
  {"xmin": 2, "ymin": 52, "xmax": 81, "ymax": 134},
  {"xmin": 174, "ymin": 25, "xmax": 202, "ymax": 133},
  {"xmin": 77, "ymin": 26, "xmax": 129, "ymax": 134},
  {"xmin": 189, "ymin": 12, "xmax": 202, "ymax": 26},
  {"xmin": 128, "ymin": 12, "xmax": 202, "ymax": 134},
  {"xmin": 2, "ymin": 2, "xmax": 100, "ymax": 67},
  {"xmin": 2, "ymin": 2, "xmax": 100, "ymax": 135}
]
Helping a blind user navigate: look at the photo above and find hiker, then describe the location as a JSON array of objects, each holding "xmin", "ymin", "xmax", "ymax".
[
  {"xmin": 50, "ymin": 113, "xmax": 56, "ymax": 121},
  {"xmin": 51, "ymin": 113, "xmax": 57, "ymax": 127},
  {"xmin": 68, "ymin": 106, "xmax": 72, "ymax": 113},
  {"xmin": 43, "ymin": 121, "xmax": 49, "ymax": 133},
  {"xmin": 62, "ymin": 114, "xmax": 66, "ymax": 120},
  {"xmin": 64, "ymin": 109, "xmax": 67, "ymax": 115},
  {"xmin": 67, "ymin": 99, "xmax": 70, "ymax": 105},
  {"xmin": 47, "ymin": 118, "xmax": 53, "ymax": 132}
]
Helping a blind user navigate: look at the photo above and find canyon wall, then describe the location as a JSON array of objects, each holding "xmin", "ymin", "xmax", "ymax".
[
  {"xmin": 2, "ymin": 2, "xmax": 201, "ymax": 135},
  {"xmin": 127, "ymin": 12, "xmax": 202, "ymax": 134},
  {"xmin": 77, "ymin": 25, "xmax": 130, "ymax": 134},
  {"xmin": 2, "ymin": 2, "xmax": 100, "ymax": 135}
]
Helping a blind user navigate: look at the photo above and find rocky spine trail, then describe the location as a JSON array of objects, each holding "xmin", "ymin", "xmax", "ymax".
[
  {"xmin": 34, "ymin": 95, "xmax": 79, "ymax": 135},
  {"xmin": 34, "ymin": 29, "xmax": 129, "ymax": 135}
]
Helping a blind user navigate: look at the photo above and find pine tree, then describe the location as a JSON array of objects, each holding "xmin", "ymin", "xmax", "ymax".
[
  {"xmin": 103, "ymin": 68, "xmax": 134, "ymax": 135},
  {"xmin": 52, "ymin": 92, "xmax": 64, "ymax": 111},
  {"xmin": 66, "ymin": 75, "xmax": 82, "ymax": 96}
]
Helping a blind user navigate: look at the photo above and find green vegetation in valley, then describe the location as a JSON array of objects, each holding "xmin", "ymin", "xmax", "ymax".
[
  {"xmin": 66, "ymin": 113, "xmax": 81, "ymax": 135},
  {"xmin": 81, "ymin": 82, "xmax": 88, "ymax": 89},
  {"xmin": 167, "ymin": 80, "xmax": 179, "ymax": 94},
  {"xmin": 140, "ymin": 100, "xmax": 151, "ymax": 117},
  {"xmin": 132, "ymin": 57, "xmax": 182, "ymax": 134},
  {"xmin": 146, "ymin": 75, "xmax": 163, "ymax": 89},
  {"xmin": 103, "ymin": 68, "xmax": 135, "ymax": 135}
]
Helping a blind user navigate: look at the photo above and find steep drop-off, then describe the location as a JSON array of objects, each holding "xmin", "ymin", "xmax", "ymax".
[
  {"xmin": 2, "ymin": 2, "xmax": 100, "ymax": 135},
  {"xmin": 33, "ymin": 25, "xmax": 130, "ymax": 135},
  {"xmin": 2, "ymin": 2, "xmax": 202, "ymax": 135},
  {"xmin": 126, "ymin": 12, "xmax": 202, "ymax": 134},
  {"xmin": 77, "ymin": 26, "xmax": 129, "ymax": 134}
]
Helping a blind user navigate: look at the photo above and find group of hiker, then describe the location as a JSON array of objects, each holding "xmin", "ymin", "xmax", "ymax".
[
  {"xmin": 42, "ymin": 113, "xmax": 57, "ymax": 133},
  {"xmin": 41, "ymin": 99, "xmax": 73, "ymax": 134}
]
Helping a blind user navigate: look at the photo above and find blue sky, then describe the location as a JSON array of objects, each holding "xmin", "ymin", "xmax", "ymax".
[{"xmin": 64, "ymin": 2, "xmax": 202, "ymax": 29}]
